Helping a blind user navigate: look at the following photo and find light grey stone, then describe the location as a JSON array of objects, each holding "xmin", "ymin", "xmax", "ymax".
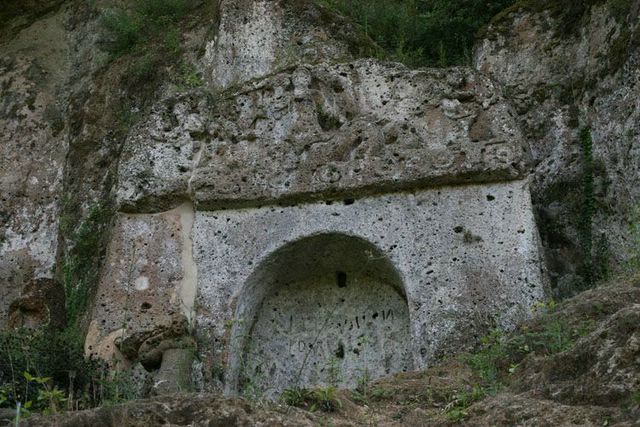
[
  {"xmin": 199, "ymin": 0, "xmax": 372, "ymax": 90},
  {"xmin": 0, "ymin": 11, "xmax": 70, "ymax": 323},
  {"xmin": 193, "ymin": 180, "xmax": 546, "ymax": 396},
  {"xmin": 117, "ymin": 61, "xmax": 526, "ymax": 212},
  {"xmin": 475, "ymin": 3, "xmax": 640, "ymax": 291}
]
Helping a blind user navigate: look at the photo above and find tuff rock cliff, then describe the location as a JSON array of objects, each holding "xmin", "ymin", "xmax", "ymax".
[
  {"xmin": 1, "ymin": 0, "xmax": 639, "ymax": 425},
  {"xmin": 476, "ymin": 0, "xmax": 640, "ymax": 296}
]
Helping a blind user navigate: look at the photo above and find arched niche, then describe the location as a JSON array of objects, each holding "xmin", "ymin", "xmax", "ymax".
[{"xmin": 226, "ymin": 233, "xmax": 413, "ymax": 398}]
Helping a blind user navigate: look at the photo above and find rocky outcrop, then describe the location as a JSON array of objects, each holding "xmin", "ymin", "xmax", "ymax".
[
  {"xmin": 23, "ymin": 279, "xmax": 640, "ymax": 426},
  {"xmin": 117, "ymin": 61, "xmax": 525, "ymax": 211},
  {"xmin": 11, "ymin": 0, "xmax": 640, "ymax": 409},
  {"xmin": 2, "ymin": 0, "xmax": 639, "ymax": 422},
  {"xmin": 465, "ymin": 279, "xmax": 640, "ymax": 426},
  {"xmin": 475, "ymin": 0, "xmax": 640, "ymax": 296},
  {"xmin": 0, "ymin": 6, "xmax": 70, "ymax": 325},
  {"xmin": 91, "ymin": 0, "xmax": 548, "ymax": 398},
  {"xmin": 0, "ymin": 0, "xmax": 548, "ymax": 398},
  {"xmin": 7, "ymin": 278, "xmax": 65, "ymax": 329},
  {"xmin": 201, "ymin": 0, "xmax": 376, "ymax": 90},
  {"xmin": 0, "ymin": 0, "xmax": 66, "ymax": 39}
]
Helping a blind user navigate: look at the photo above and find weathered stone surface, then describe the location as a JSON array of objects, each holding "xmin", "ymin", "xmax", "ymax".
[
  {"xmin": 117, "ymin": 61, "xmax": 525, "ymax": 211},
  {"xmin": 111, "ymin": 51, "xmax": 543, "ymax": 395},
  {"xmin": 475, "ymin": 1, "xmax": 640, "ymax": 294},
  {"xmin": 153, "ymin": 348, "xmax": 195, "ymax": 395},
  {"xmin": 0, "ymin": 10, "xmax": 70, "ymax": 325},
  {"xmin": 242, "ymin": 234, "xmax": 414, "ymax": 398},
  {"xmin": 0, "ymin": 0, "xmax": 67, "ymax": 40},
  {"xmin": 21, "ymin": 281, "xmax": 640, "ymax": 426},
  {"xmin": 200, "ymin": 0, "xmax": 374, "ymax": 90},
  {"xmin": 194, "ymin": 180, "xmax": 546, "ymax": 396},
  {"xmin": 24, "ymin": 393, "xmax": 319, "ymax": 427},
  {"xmin": 0, "ymin": 0, "xmax": 553, "ymax": 404},
  {"xmin": 85, "ymin": 203, "xmax": 198, "ymax": 365},
  {"xmin": 7, "ymin": 277, "xmax": 65, "ymax": 329}
]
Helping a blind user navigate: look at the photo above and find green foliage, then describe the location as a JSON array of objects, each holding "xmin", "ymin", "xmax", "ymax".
[
  {"xmin": 163, "ymin": 28, "xmax": 182, "ymax": 54},
  {"xmin": 135, "ymin": 0, "xmax": 197, "ymax": 21},
  {"xmin": 178, "ymin": 63, "xmax": 203, "ymax": 89},
  {"xmin": 355, "ymin": 366, "xmax": 372, "ymax": 397},
  {"xmin": 324, "ymin": 356, "xmax": 342, "ymax": 387},
  {"xmin": 626, "ymin": 206, "xmax": 640, "ymax": 272},
  {"xmin": 369, "ymin": 387, "xmax": 394, "ymax": 400},
  {"xmin": 318, "ymin": 0, "xmax": 516, "ymax": 66},
  {"xmin": 576, "ymin": 127, "xmax": 610, "ymax": 291},
  {"xmin": 454, "ymin": 316, "xmax": 594, "ymax": 421},
  {"xmin": 468, "ymin": 316, "xmax": 594, "ymax": 391},
  {"xmin": 129, "ymin": 54, "xmax": 156, "ymax": 81},
  {"xmin": 445, "ymin": 385, "xmax": 485, "ymax": 422},
  {"xmin": 446, "ymin": 406, "xmax": 468, "ymax": 422},
  {"xmin": 0, "ymin": 327, "xmax": 138, "ymax": 415},
  {"xmin": 98, "ymin": 0, "xmax": 199, "ymax": 56},
  {"xmin": 97, "ymin": 0, "xmax": 206, "ymax": 95},
  {"xmin": 99, "ymin": 8, "xmax": 143, "ymax": 56},
  {"xmin": 63, "ymin": 203, "xmax": 113, "ymax": 326},
  {"xmin": 281, "ymin": 386, "xmax": 341, "ymax": 412},
  {"xmin": 98, "ymin": 370, "xmax": 139, "ymax": 406},
  {"xmin": 281, "ymin": 386, "xmax": 311, "ymax": 407},
  {"xmin": 467, "ymin": 329, "xmax": 507, "ymax": 390}
]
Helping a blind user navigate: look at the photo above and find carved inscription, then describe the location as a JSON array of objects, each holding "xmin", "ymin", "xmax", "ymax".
[
  {"xmin": 244, "ymin": 275, "xmax": 413, "ymax": 397},
  {"xmin": 284, "ymin": 308, "xmax": 396, "ymax": 358}
]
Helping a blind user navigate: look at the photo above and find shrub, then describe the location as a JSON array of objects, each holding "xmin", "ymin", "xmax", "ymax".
[
  {"xmin": 99, "ymin": 8, "xmax": 143, "ymax": 56},
  {"xmin": 0, "ymin": 327, "xmax": 139, "ymax": 417},
  {"xmin": 63, "ymin": 203, "xmax": 112, "ymax": 326},
  {"xmin": 445, "ymin": 385, "xmax": 486, "ymax": 422},
  {"xmin": 318, "ymin": 0, "xmax": 516, "ymax": 66},
  {"xmin": 98, "ymin": 0, "xmax": 199, "ymax": 56},
  {"xmin": 468, "ymin": 316, "xmax": 594, "ymax": 391},
  {"xmin": 281, "ymin": 386, "xmax": 341, "ymax": 412}
]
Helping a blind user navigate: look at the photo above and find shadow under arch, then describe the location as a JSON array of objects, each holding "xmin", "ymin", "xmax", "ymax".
[{"xmin": 226, "ymin": 232, "xmax": 413, "ymax": 398}]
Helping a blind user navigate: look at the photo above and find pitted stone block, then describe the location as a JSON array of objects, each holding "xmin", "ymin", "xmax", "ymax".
[
  {"xmin": 117, "ymin": 61, "xmax": 525, "ymax": 212},
  {"xmin": 193, "ymin": 180, "xmax": 546, "ymax": 396}
]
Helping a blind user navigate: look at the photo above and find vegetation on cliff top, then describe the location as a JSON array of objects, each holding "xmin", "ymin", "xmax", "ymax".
[
  {"xmin": 318, "ymin": 0, "xmax": 516, "ymax": 66},
  {"xmin": 99, "ymin": 0, "xmax": 200, "ymax": 56}
]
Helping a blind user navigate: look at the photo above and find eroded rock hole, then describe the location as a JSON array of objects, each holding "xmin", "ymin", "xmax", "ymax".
[
  {"xmin": 337, "ymin": 271, "xmax": 347, "ymax": 288},
  {"xmin": 335, "ymin": 343, "xmax": 345, "ymax": 359}
]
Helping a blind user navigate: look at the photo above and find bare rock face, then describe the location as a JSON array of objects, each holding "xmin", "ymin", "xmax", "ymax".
[
  {"xmin": 2, "ymin": 0, "xmax": 549, "ymax": 401},
  {"xmin": 64, "ymin": 0, "xmax": 550, "ymax": 400},
  {"xmin": 105, "ymin": 6, "xmax": 546, "ymax": 396},
  {"xmin": 0, "ymin": 8, "xmax": 70, "ymax": 325},
  {"xmin": 475, "ymin": 1, "xmax": 640, "ymax": 295},
  {"xmin": 0, "ymin": 0, "xmax": 67, "ymax": 39},
  {"xmin": 200, "ymin": 0, "xmax": 375, "ymax": 90},
  {"xmin": 117, "ymin": 61, "xmax": 525, "ymax": 211},
  {"xmin": 7, "ymin": 278, "xmax": 65, "ymax": 329}
]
